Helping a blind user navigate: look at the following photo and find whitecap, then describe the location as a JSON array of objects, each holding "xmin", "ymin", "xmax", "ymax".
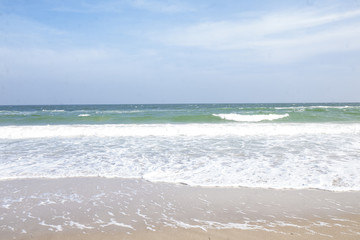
[
  {"xmin": 42, "ymin": 110, "xmax": 65, "ymax": 112},
  {"xmin": 1, "ymin": 123, "xmax": 360, "ymax": 139},
  {"xmin": 213, "ymin": 113, "xmax": 289, "ymax": 122}
]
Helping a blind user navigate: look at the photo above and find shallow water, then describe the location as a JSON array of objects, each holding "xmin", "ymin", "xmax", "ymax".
[{"xmin": 1, "ymin": 103, "xmax": 360, "ymax": 191}]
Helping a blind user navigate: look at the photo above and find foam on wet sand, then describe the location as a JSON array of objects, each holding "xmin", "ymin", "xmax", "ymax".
[{"xmin": 1, "ymin": 177, "xmax": 359, "ymax": 240}]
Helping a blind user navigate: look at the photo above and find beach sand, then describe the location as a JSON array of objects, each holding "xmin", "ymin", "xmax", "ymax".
[{"xmin": 1, "ymin": 178, "xmax": 359, "ymax": 240}]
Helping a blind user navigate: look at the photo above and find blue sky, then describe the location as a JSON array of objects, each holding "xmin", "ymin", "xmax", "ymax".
[{"xmin": 0, "ymin": 0, "xmax": 360, "ymax": 104}]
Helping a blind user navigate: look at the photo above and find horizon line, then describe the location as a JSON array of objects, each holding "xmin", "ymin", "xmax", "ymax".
[{"xmin": 1, "ymin": 101, "xmax": 360, "ymax": 107}]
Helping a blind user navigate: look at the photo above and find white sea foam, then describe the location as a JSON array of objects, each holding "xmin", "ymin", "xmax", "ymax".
[
  {"xmin": 0, "ymin": 111, "xmax": 38, "ymax": 116},
  {"xmin": 1, "ymin": 123, "xmax": 359, "ymax": 191},
  {"xmin": 39, "ymin": 221, "xmax": 63, "ymax": 232},
  {"xmin": 192, "ymin": 219, "xmax": 273, "ymax": 231},
  {"xmin": 67, "ymin": 221, "xmax": 93, "ymax": 230},
  {"xmin": 42, "ymin": 110, "xmax": 65, "ymax": 112},
  {"xmin": 95, "ymin": 110, "xmax": 144, "ymax": 114},
  {"xmin": 213, "ymin": 113, "xmax": 289, "ymax": 122},
  {"xmin": 308, "ymin": 106, "xmax": 359, "ymax": 109},
  {"xmin": 100, "ymin": 219, "xmax": 135, "ymax": 229},
  {"xmin": 274, "ymin": 105, "xmax": 360, "ymax": 110},
  {"xmin": 1, "ymin": 122, "xmax": 359, "ymax": 139},
  {"xmin": 78, "ymin": 114, "xmax": 90, "ymax": 117}
]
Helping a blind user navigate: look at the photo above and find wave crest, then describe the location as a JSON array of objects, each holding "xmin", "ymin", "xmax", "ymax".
[{"xmin": 213, "ymin": 113, "xmax": 289, "ymax": 122}]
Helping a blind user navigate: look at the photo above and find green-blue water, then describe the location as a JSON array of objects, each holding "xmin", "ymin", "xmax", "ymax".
[
  {"xmin": 1, "ymin": 103, "xmax": 360, "ymax": 191},
  {"xmin": 1, "ymin": 103, "xmax": 360, "ymax": 125}
]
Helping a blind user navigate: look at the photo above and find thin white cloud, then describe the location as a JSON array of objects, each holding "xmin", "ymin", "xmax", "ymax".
[
  {"xmin": 52, "ymin": 1, "xmax": 125, "ymax": 13},
  {"xmin": 0, "ymin": 46, "xmax": 169, "ymax": 82},
  {"xmin": 129, "ymin": 0, "xmax": 194, "ymax": 13},
  {"xmin": 0, "ymin": 14, "xmax": 65, "ymax": 36},
  {"xmin": 154, "ymin": 8, "xmax": 360, "ymax": 62},
  {"xmin": 53, "ymin": 0, "xmax": 193, "ymax": 13},
  {"xmin": 0, "ymin": 47, "xmax": 110, "ymax": 79},
  {"xmin": 0, "ymin": 14, "xmax": 67, "ymax": 47}
]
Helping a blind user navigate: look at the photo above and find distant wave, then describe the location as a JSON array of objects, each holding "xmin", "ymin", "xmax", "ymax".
[
  {"xmin": 213, "ymin": 113, "xmax": 289, "ymax": 122},
  {"xmin": 42, "ymin": 110, "xmax": 65, "ymax": 112},
  {"xmin": 274, "ymin": 106, "xmax": 360, "ymax": 110},
  {"xmin": 1, "ymin": 123, "xmax": 359, "ymax": 139}
]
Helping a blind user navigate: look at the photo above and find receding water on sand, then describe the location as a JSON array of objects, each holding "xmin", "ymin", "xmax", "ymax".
[{"xmin": 1, "ymin": 178, "xmax": 360, "ymax": 240}]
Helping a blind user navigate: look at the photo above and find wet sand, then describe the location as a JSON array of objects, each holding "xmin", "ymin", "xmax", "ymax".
[{"xmin": 1, "ymin": 178, "xmax": 360, "ymax": 239}]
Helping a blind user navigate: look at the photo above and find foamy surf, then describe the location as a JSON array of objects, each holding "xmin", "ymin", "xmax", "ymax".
[
  {"xmin": 213, "ymin": 113, "xmax": 289, "ymax": 122},
  {"xmin": 0, "ymin": 122, "xmax": 359, "ymax": 139},
  {"xmin": 1, "ymin": 123, "xmax": 360, "ymax": 191},
  {"xmin": 1, "ymin": 103, "xmax": 360, "ymax": 191}
]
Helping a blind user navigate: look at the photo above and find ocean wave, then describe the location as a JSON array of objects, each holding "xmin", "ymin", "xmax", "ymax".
[
  {"xmin": 95, "ymin": 110, "xmax": 145, "ymax": 114},
  {"xmin": 42, "ymin": 110, "xmax": 65, "ymax": 112},
  {"xmin": 1, "ymin": 125, "xmax": 359, "ymax": 191},
  {"xmin": 274, "ymin": 106, "xmax": 360, "ymax": 110},
  {"xmin": 0, "ymin": 123, "xmax": 359, "ymax": 139},
  {"xmin": 0, "ymin": 111, "xmax": 39, "ymax": 116},
  {"xmin": 213, "ymin": 113, "xmax": 289, "ymax": 122}
]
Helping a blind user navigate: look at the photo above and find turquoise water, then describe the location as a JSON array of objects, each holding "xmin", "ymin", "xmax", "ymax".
[
  {"xmin": 1, "ymin": 103, "xmax": 360, "ymax": 125},
  {"xmin": 1, "ymin": 103, "xmax": 360, "ymax": 191}
]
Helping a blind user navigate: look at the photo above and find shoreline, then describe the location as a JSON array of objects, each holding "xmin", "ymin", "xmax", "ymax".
[
  {"xmin": 2, "ymin": 175, "xmax": 360, "ymax": 192},
  {"xmin": 1, "ymin": 177, "xmax": 360, "ymax": 239},
  {"xmin": 0, "ymin": 175, "xmax": 358, "ymax": 193}
]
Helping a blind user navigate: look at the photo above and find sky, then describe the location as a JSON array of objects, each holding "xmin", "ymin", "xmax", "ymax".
[{"xmin": 0, "ymin": 0, "xmax": 360, "ymax": 104}]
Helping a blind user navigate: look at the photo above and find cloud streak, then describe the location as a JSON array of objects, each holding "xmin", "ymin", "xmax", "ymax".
[
  {"xmin": 129, "ymin": 0, "xmax": 194, "ymax": 13},
  {"xmin": 0, "ymin": 14, "xmax": 68, "ymax": 49},
  {"xmin": 52, "ymin": 0, "xmax": 193, "ymax": 14},
  {"xmin": 154, "ymin": 8, "xmax": 360, "ymax": 62}
]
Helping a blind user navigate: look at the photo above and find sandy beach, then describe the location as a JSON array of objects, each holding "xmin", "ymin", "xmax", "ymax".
[
  {"xmin": 2, "ymin": 0, "xmax": 360, "ymax": 238},
  {"xmin": 1, "ymin": 178, "xmax": 359, "ymax": 240}
]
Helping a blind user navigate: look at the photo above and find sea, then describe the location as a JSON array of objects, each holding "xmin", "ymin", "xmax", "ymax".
[{"xmin": 1, "ymin": 103, "xmax": 360, "ymax": 191}]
